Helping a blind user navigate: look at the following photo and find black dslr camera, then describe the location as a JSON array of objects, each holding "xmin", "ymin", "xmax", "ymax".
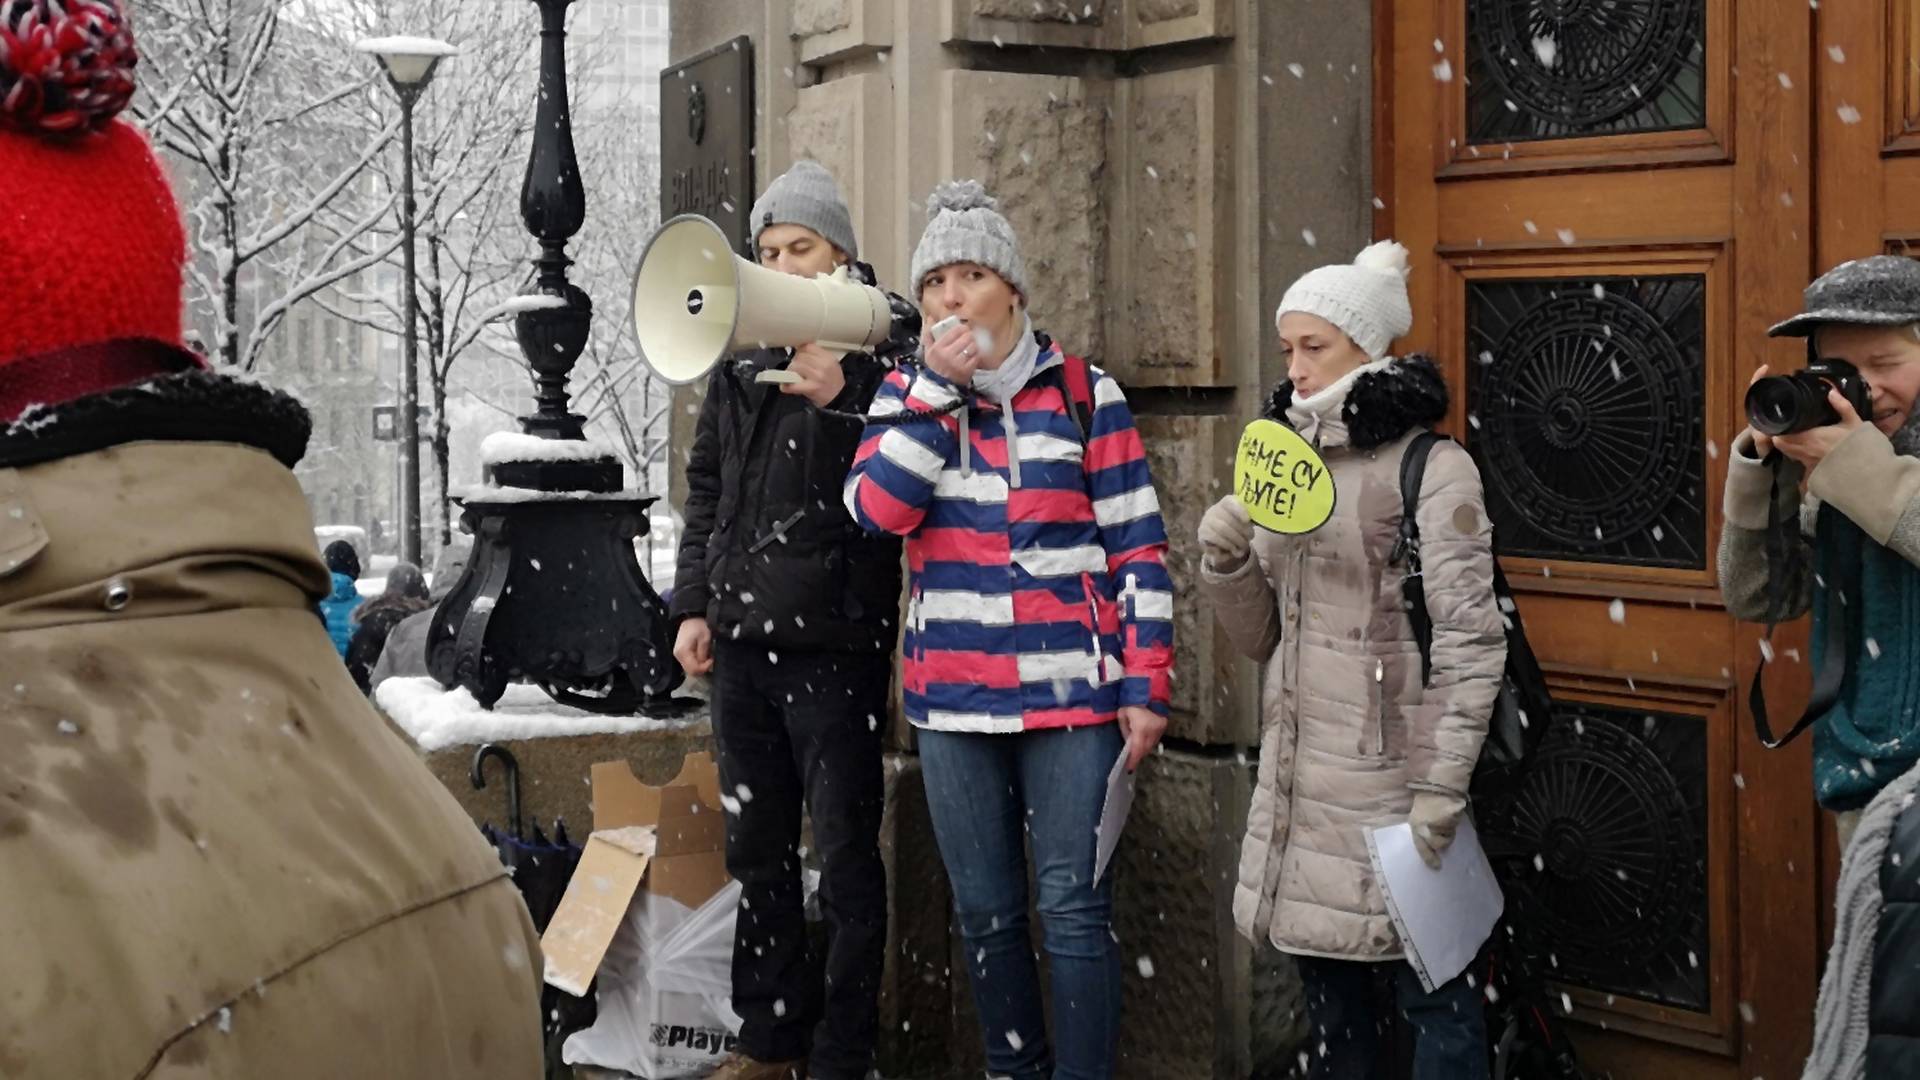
[{"xmin": 1744, "ymin": 357, "xmax": 1874, "ymax": 436}]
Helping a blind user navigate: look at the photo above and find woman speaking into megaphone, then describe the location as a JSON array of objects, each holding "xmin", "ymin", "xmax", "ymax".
[
  {"xmin": 666, "ymin": 160, "xmax": 903, "ymax": 1080},
  {"xmin": 844, "ymin": 180, "xmax": 1176, "ymax": 1077}
]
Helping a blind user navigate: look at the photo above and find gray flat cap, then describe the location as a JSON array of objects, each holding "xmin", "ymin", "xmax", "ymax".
[{"xmin": 1770, "ymin": 254, "xmax": 1920, "ymax": 337}]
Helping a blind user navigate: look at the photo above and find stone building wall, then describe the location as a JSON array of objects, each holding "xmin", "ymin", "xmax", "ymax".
[{"xmin": 664, "ymin": 3, "xmax": 1376, "ymax": 1075}]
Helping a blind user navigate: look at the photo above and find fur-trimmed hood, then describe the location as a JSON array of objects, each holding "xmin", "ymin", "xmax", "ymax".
[
  {"xmin": 1264, "ymin": 353, "xmax": 1449, "ymax": 450},
  {"xmin": 0, "ymin": 368, "xmax": 311, "ymax": 471}
]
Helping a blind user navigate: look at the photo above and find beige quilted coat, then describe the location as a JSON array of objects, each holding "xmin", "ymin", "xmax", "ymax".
[{"xmin": 1201, "ymin": 357, "xmax": 1505, "ymax": 961}]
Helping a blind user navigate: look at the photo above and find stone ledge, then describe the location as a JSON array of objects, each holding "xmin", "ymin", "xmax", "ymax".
[{"xmin": 397, "ymin": 696, "xmax": 715, "ymax": 836}]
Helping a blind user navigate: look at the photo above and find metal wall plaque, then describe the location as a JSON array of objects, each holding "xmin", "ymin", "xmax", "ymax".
[{"xmin": 660, "ymin": 36, "xmax": 754, "ymax": 257}]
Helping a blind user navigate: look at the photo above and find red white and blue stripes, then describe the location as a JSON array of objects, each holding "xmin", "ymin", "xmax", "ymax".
[{"xmin": 844, "ymin": 340, "xmax": 1173, "ymax": 733}]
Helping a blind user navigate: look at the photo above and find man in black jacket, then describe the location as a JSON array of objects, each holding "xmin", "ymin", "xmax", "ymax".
[{"xmin": 671, "ymin": 161, "xmax": 902, "ymax": 1080}]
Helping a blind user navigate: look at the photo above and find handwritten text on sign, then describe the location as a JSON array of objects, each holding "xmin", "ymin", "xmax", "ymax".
[{"xmin": 1233, "ymin": 419, "xmax": 1336, "ymax": 534}]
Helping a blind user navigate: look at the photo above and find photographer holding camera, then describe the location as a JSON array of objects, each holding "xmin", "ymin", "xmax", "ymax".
[{"xmin": 1720, "ymin": 255, "xmax": 1920, "ymax": 849}]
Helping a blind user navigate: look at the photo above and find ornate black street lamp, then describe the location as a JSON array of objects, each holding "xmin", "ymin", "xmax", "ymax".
[
  {"xmin": 357, "ymin": 35, "xmax": 458, "ymax": 566},
  {"xmin": 426, "ymin": 0, "xmax": 682, "ymax": 712}
]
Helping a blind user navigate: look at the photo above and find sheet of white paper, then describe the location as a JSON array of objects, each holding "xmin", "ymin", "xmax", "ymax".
[
  {"xmin": 1093, "ymin": 750, "xmax": 1135, "ymax": 883},
  {"xmin": 1365, "ymin": 816, "xmax": 1505, "ymax": 993}
]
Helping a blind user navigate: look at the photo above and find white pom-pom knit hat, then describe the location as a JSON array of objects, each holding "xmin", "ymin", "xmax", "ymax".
[{"xmin": 1277, "ymin": 240, "xmax": 1414, "ymax": 361}]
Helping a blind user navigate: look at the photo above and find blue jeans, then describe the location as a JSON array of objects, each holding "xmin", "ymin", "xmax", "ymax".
[
  {"xmin": 918, "ymin": 723, "xmax": 1125, "ymax": 1080},
  {"xmin": 1293, "ymin": 954, "xmax": 1489, "ymax": 1080}
]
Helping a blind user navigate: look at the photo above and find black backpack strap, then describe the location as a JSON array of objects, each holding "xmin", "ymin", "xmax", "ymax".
[
  {"xmin": 1394, "ymin": 431, "xmax": 1451, "ymax": 687},
  {"xmin": 1748, "ymin": 466, "xmax": 1850, "ymax": 748}
]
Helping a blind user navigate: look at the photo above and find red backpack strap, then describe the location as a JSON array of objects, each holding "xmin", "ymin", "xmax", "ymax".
[{"xmin": 1059, "ymin": 353, "xmax": 1096, "ymax": 445}]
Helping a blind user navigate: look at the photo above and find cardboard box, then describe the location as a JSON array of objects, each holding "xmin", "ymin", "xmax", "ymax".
[{"xmin": 541, "ymin": 752, "xmax": 730, "ymax": 997}]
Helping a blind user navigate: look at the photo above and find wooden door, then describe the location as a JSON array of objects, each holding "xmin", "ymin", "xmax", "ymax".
[{"xmin": 1378, "ymin": 2, "xmax": 1823, "ymax": 1076}]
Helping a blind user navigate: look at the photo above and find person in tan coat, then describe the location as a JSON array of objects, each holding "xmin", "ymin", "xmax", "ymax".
[
  {"xmin": 1197, "ymin": 242, "xmax": 1506, "ymax": 1080},
  {"xmin": 0, "ymin": 4, "xmax": 543, "ymax": 1075}
]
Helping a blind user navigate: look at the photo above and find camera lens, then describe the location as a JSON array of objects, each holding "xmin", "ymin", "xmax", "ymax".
[
  {"xmin": 1747, "ymin": 378, "xmax": 1801, "ymax": 435},
  {"xmin": 1746, "ymin": 372, "xmax": 1842, "ymax": 436}
]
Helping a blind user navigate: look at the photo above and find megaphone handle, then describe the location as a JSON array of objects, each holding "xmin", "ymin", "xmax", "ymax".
[{"xmin": 755, "ymin": 369, "xmax": 804, "ymax": 385}]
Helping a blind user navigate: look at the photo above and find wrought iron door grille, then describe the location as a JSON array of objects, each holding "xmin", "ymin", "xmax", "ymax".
[
  {"xmin": 1465, "ymin": 275, "xmax": 1707, "ymax": 569},
  {"xmin": 1479, "ymin": 702, "xmax": 1711, "ymax": 1012},
  {"xmin": 1466, "ymin": 0, "xmax": 1708, "ymax": 143}
]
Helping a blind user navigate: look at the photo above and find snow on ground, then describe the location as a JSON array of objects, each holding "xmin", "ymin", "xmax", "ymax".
[{"xmin": 376, "ymin": 677, "xmax": 703, "ymax": 752}]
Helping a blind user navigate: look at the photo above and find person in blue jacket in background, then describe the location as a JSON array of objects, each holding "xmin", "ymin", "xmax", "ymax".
[{"xmin": 319, "ymin": 540, "xmax": 362, "ymax": 658}]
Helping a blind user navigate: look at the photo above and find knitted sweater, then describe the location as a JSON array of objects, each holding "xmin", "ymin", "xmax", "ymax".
[{"xmin": 1810, "ymin": 508, "xmax": 1920, "ymax": 809}]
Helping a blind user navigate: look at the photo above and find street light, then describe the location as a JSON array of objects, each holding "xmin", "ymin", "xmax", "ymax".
[{"xmin": 356, "ymin": 35, "xmax": 459, "ymax": 566}]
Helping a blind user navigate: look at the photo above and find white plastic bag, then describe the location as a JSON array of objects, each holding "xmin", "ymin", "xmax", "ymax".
[{"xmin": 562, "ymin": 880, "xmax": 745, "ymax": 1078}]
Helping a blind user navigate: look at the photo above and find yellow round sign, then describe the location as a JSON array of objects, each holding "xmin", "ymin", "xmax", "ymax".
[{"xmin": 1233, "ymin": 419, "xmax": 1337, "ymax": 535}]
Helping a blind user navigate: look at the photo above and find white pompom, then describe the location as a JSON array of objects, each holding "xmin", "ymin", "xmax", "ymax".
[{"xmin": 1353, "ymin": 240, "xmax": 1411, "ymax": 278}]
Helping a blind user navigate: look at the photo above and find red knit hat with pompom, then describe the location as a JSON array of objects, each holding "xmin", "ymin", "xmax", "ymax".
[{"xmin": 0, "ymin": 0, "xmax": 196, "ymax": 421}]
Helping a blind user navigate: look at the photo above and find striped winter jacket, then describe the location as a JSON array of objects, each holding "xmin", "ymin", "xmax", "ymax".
[{"xmin": 843, "ymin": 335, "xmax": 1174, "ymax": 733}]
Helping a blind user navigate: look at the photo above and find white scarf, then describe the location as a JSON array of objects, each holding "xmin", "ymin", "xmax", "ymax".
[
  {"xmin": 1288, "ymin": 356, "xmax": 1392, "ymax": 445},
  {"xmin": 954, "ymin": 313, "xmax": 1041, "ymax": 484},
  {"xmin": 969, "ymin": 312, "xmax": 1040, "ymax": 404}
]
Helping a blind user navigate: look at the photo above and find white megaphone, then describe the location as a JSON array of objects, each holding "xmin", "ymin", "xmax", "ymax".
[{"xmin": 631, "ymin": 213, "xmax": 913, "ymax": 386}]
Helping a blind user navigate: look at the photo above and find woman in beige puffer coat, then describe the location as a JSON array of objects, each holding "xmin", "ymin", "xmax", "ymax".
[{"xmin": 1198, "ymin": 242, "xmax": 1506, "ymax": 1080}]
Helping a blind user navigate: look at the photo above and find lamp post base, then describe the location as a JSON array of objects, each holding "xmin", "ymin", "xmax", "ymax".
[{"xmin": 427, "ymin": 460, "xmax": 684, "ymax": 715}]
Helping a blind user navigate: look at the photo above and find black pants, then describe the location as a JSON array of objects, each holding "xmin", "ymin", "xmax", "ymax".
[
  {"xmin": 710, "ymin": 641, "xmax": 890, "ymax": 1079},
  {"xmin": 1294, "ymin": 955, "xmax": 1489, "ymax": 1080}
]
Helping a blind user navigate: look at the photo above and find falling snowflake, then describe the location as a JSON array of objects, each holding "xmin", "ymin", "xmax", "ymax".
[
  {"xmin": 1532, "ymin": 36, "xmax": 1557, "ymax": 67},
  {"xmin": 1759, "ymin": 639, "xmax": 1776, "ymax": 663},
  {"xmin": 1778, "ymin": 72, "xmax": 1794, "ymax": 89},
  {"xmin": 1608, "ymin": 599, "xmax": 1626, "ymax": 625},
  {"xmin": 774, "ymin": 999, "xmax": 787, "ymax": 1017},
  {"xmin": 1136, "ymin": 956, "xmax": 1156, "ymax": 978},
  {"xmin": 1006, "ymin": 1030, "xmax": 1026, "ymax": 1051},
  {"xmin": 1838, "ymin": 104, "xmax": 1863, "ymax": 125},
  {"xmin": 1301, "ymin": 228, "xmax": 1318, "ymax": 247},
  {"xmin": 218, "ymin": 1007, "xmax": 233, "ymax": 1034},
  {"xmin": 56, "ymin": 719, "xmax": 79, "ymax": 735},
  {"xmin": 1557, "ymin": 227, "xmax": 1577, "ymax": 245},
  {"xmin": 1288, "ymin": 63, "xmax": 1305, "ymax": 79},
  {"xmin": 1433, "ymin": 59, "xmax": 1454, "ymax": 83},
  {"xmin": 1739, "ymin": 1001, "xmax": 1757, "ymax": 1025},
  {"xmin": 1867, "ymin": 637, "xmax": 1883, "ymax": 660},
  {"xmin": 1523, "ymin": 219, "xmax": 1540, "ymax": 235},
  {"xmin": 1734, "ymin": 771, "xmax": 1746, "ymax": 790}
]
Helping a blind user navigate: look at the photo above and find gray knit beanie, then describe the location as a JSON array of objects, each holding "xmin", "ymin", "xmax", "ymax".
[
  {"xmin": 909, "ymin": 180, "xmax": 1028, "ymax": 300},
  {"xmin": 749, "ymin": 160, "xmax": 858, "ymax": 259}
]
